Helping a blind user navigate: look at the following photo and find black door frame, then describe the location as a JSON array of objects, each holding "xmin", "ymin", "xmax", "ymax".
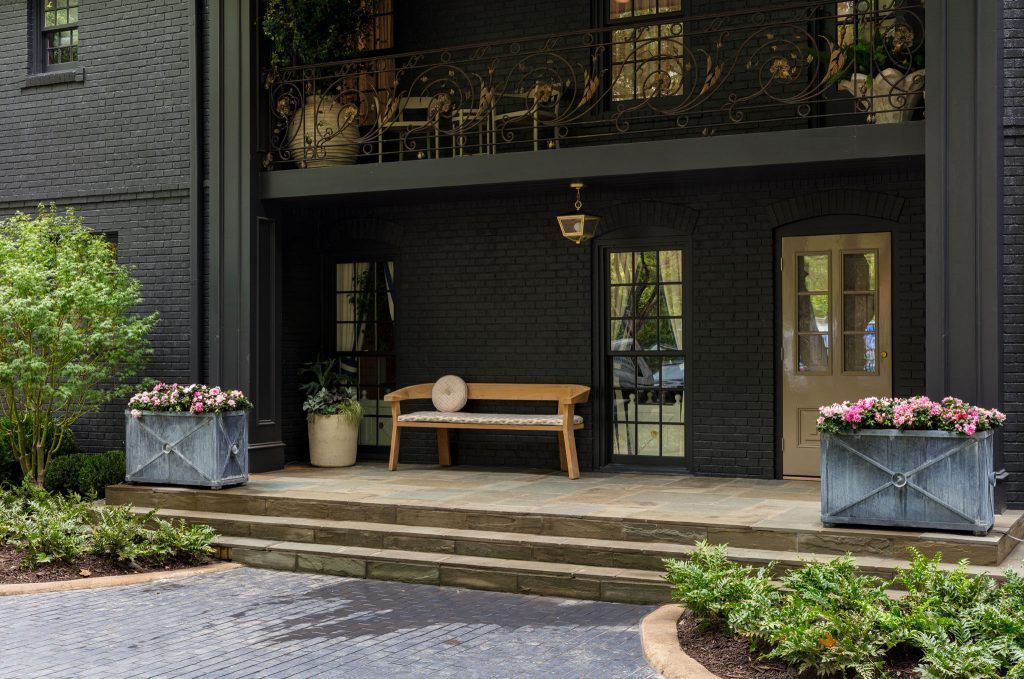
[
  {"xmin": 772, "ymin": 215, "xmax": 900, "ymax": 478},
  {"xmin": 592, "ymin": 233, "xmax": 693, "ymax": 471}
]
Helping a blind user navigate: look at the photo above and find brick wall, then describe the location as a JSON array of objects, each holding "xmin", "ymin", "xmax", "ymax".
[
  {"xmin": 0, "ymin": 0, "xmax": 197, "ymax": 451},
  {"xmin": 276, "ymin": 161, "xmax": 926, "ymax": 477},
  {"xmin": 1004, "ymin": 0, "xmax": 1024, "ymax": 506}
]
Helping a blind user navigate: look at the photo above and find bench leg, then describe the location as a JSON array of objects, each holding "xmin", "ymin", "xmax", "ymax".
[
  {"xmin": 557, "ymin": 433, "xmax": 568, "ymax": 472},
  {"xmin": 561, "ymin": 429, "xmax": 580, "ymax": 480},
  {"xmin": 437, "ymin": 428, "xmax": 451, "ymax": 467},
  {"xmin": 388, "ymin": 425, "xmax": 401, "ymax": 471}
]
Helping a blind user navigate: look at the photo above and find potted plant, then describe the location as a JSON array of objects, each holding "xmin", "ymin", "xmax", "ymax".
[
  {"xmin": 817, "ymin": 396, "xmax": 1006, "ymax": 535},
  {"xmin": 829, "ymin": 11, "xmax": 926, "ymax": 123},
  {"xmin": 300, "ymin": 358, "xmax": 363, "ymax": 467},
  {"xmin": 125, "ymin": 383, "xmax": 254, "ymax": 489},
  {"xmin": 263, "ymin": 0, "xmax": 378, "ymax": 167}
]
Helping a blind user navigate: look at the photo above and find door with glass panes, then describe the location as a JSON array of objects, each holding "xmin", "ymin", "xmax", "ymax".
[
  {"xmin": 606, "ymin": 248, "xmax": 687, "ymax": 465},
  {"xmin": 781, "ymin": 233, "xmax": 891, "ymax": 476},
  {"xmin": 335, "ymin": 260, "xmax": 396, "ymax": 454}
]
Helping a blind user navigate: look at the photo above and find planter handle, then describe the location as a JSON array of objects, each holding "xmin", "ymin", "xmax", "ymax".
[{"xmin": 991, "ymin": 469, "xmax": 1010, "ymax": 486}]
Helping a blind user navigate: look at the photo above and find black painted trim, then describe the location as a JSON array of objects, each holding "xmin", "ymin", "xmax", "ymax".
[{"xmin": 260, "ymin": 123, "xmax": 925, "ymax": 201}]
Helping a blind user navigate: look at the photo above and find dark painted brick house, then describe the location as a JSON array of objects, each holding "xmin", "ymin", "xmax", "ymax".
[{"xmin": 1, "ymin": 1, "xmax": 1020, "ymax": 504}]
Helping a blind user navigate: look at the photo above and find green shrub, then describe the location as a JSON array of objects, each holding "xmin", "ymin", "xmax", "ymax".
[
  {"xmin": 667, "ymin": 543, "xmax": 1024, "ymax": 678},
  {"xmin": 89, "ymin": 504, "xmax": 216, "ymax": 567},
  {"xmin": 43, "ymin": 450, "xmax": 125, "ymax": 499},
  {"xmin": 0, "ymin": 483, "xmax": 216, "ymax": 569},
  {"xmin": 1, "ymin": 483, "xmax": 91, "ymax": 567}
]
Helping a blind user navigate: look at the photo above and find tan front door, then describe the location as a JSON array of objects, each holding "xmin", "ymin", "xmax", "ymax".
[{"xmin": 781, "ymin": 233, "xmax": 892, "ymax": 477}]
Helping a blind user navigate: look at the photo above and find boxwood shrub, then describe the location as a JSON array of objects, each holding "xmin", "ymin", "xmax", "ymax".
[{"xmin": 43, "ymin": 450, "xmax": 126, "ymax": 499}]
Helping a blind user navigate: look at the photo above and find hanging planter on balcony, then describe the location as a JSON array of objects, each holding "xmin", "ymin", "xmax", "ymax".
[
  {"xmin": 125, "ymin": 384, "xmax": 254, "ymax": 489},
  {"xmin": 817, "ymin": 397, "xmax": 1006, "ymax": 535}
]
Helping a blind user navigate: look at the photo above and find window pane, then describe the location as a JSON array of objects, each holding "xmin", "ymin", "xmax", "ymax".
[
  {"xmin": 798, "ymin": 335, "xmax": 830, "ymax": 372},
  {"xmin": 610, "ymin": 285, "xmax": 631, "ymax": 317},
  {"xmin": 843, "ymin": 294, "xmax": 876, "ymax": 332},
  {"xmin": 660, "ymin": 317, "xmax": 683, "ymax": 350},
  {"xmin": 843, "ymin": 252, "xmax": 877, "ymax": 291},
  {"xmin": 798, "ymin": 294, "xmax": 829, "ymax": 332},
  {"xmin": 610, "ymin": 0, "xmax": 633, "ymax": 19},
  {"xmin": 609, "ymin": 251, "xmax": 634, "ymax": 284},
  {"xmin": 660, "ymin": 387, "xmax": 684, "ymax": 424},
  {"xmin": 655, "ymin": 357, "xmax": 684, "ymax": 394},
  {"xmin": 635, "ymin": 317, "xmax": 658, "ymax": 350},
  {"xmin": 844, "ymin": 334, "xmax": 877, "ymax": 372},
  {"xmin": 635, "ymin": 251, "xmax": 658, "ymax": 284},
  {"xmin": 659, "ymin": 250, "xmax": 682, "ymax": 282},
  {"xmin": 45, "ymin": 10, "xmax": 57, "ymax": 26},
  {"xmin": 610, "ymin": 318, "xmax": 633, "ymax": 351},
  {"xmin": 797, "ymin": 254, "xmax": 829, "ymax": 292},
  {"xmin": 661, "ymin": 425, "xmax": 685, "ymax": 457},
  {"xmin": 659, "ymin": 0, "xmax": 682, "ymax": 11}
]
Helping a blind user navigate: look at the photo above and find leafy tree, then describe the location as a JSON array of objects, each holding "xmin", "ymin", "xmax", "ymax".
[{"xmin": 0, "ymin": 206, "xmax": 158, "ymax": 485}]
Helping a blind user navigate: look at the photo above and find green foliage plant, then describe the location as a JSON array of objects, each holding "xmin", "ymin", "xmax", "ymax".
[
  {"xmin": 300, "ymin": 357, "xmax": 362, "ymax": 423},
  {"xmin": 0, "ymin": 483, "xmax": 216, "ymax": 569},
  {"xmin": 263, "ymin": 0, "xmax": 377, "ymax": 68},
  {"xmin": 666, "ymin": 542, "xmax": 1024, "ymax": 678},
  {"xmin": 0, "ymin": 206, "xmax": 158, "ymax": 486}
]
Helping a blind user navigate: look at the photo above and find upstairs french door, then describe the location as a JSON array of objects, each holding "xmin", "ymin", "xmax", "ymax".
[{"xmin": 604, "ymin": 247, "xmax": 688, "ymax": 466}]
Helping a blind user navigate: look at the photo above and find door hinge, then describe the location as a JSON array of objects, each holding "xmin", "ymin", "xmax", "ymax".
[
  {"xmin": 779, "ymin": 257, "xmax": 784, "ymax": 271},
  {"xmin": 781, "ymin": 437, "xmax": 785, "ymax": 451}
]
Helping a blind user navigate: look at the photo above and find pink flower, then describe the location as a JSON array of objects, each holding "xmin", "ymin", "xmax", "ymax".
[
  {"xmin": 194, "ymin": 402, "xmax": 203, "ymax": 413},
  {"xmin": 130, "ymin": 409, "xmax": 142, "ymax": 419}
]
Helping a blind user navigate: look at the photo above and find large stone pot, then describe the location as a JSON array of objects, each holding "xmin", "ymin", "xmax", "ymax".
[
  {"xmin": 839, "ymin": 68, "xmax": 925, "ymax": 124},
  {"xmin": 288, "ymin": 95, "xmax": 360, "ymax": 168},
  {"xmin": 307, "ymin": 414, "xmax": 359, "ymax": 467},
  {"xmin": 125, "ymin": 411, "xmax": 248, "ymax": 489},
  {"xmin": 820, "ymin": 429, "xmax": 1001, "ymax": 535}
]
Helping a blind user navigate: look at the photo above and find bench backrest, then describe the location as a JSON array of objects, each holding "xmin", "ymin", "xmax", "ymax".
[{"xmin": 386, "ymin": 383, "xmax": 590, "ymax": 405}]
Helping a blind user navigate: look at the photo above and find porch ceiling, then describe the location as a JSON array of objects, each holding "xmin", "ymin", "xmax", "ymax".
[{"xmin": 259, "ymin": 122, "xmax": 925, "ymax": 201}]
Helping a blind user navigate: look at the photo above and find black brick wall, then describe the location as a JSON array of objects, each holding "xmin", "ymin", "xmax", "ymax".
[
  {"xmin": 276, "ymin": 161, "xmax": 925, "ymax": 478},
  {"xmin": 0, "ymin": 0, "xmax": 197, "ymax": 452},
  {"xmin": 1004, "ymin": 0, "xmax": 1024, "ymax": 507}
]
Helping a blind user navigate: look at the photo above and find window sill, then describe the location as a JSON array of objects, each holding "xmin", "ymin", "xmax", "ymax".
[{"xmin": 22, "ymin": 68, "xmax": 85, "ymax": 89}]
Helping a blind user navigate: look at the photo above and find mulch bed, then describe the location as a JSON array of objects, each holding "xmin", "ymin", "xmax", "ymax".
[
  {"xmin": 0, "ymin": 544, "xmax": 213, "ymax": 585},
  {"xmin": 676, "ymin": 611, "xmax": 919, "ymax": 679}
]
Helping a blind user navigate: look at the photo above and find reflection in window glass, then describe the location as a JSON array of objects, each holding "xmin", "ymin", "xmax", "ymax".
[
  {"xmin": 336, "ymin": 260, "xmax": 396, "ymax": 449},
  {"xmin": 608, "ymin": 249, "xmax": 685, "ymax": 460},
  {"xmin": 796, "ymin": 252, "xmax": 831, "ymax": 373},
  {"xmin": 842, "ymin": 251, "xmax": 879, "ymax": 373}
]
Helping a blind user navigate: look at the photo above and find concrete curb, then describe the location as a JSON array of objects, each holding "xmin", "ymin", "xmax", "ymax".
[
  {"xmin": 0, "ymin": 561, "xmax": 241, "ymax": 597},
  {"xmin": 640, "ymin": 605, "xmax": 721, "ymax": 679}
]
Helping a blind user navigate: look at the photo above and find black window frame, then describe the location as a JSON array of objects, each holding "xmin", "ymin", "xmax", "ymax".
[
  {"xmin": 602, "ymin": 0, "xmax": 688, "ymax": 104},
  {"xmin": 33, "ymin": 0, "xmax": 80, "ymax": 73}
]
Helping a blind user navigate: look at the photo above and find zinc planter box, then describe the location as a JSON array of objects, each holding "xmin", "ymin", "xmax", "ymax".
[
  {"xmin": 125, "ymin": 411, "xmax": 249, "ymax": 489},
  {"xmin": 820, "ymin": 430, "xmax": 999, "ymax": 535}
]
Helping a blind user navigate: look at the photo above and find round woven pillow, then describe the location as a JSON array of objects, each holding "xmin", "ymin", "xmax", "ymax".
[{"xmin": 432, "ymin": 375, "xmax": 468, "ymax": 412}]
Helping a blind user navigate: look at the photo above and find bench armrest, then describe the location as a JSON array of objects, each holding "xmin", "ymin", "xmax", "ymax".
[
  {"xmin": 559, "ymin": 386, "xmax": 591, "ymax": 405},
  {"xmin": 384, "ymin": 384, "xmax": 434, "ymax": 401}
]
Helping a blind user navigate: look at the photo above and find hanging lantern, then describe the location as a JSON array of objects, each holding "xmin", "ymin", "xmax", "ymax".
[{"xmin": 557, "ymin": 182, "xmax": 600, "ymax": 245}]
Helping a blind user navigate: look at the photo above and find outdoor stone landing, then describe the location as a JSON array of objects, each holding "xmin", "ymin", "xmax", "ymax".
[{"xmin": 105, "ymin": 463, "xmax": 1024, "ymax": 603}]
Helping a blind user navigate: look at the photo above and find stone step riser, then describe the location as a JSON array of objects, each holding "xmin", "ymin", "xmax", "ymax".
[
  {"xmin": 107, "ymin": 485, "xmax": 1009, "ymax": 566},
  {"xmin": 213, "ymin": 540, "xmax": 672, "ymax": 605},
  {"xmin": 175, "ymin": 513, "xmax": 938, "ymax": 581}
]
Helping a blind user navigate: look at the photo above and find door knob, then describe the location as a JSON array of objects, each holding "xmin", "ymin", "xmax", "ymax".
[{"xmin": 880, "ymin": 351, "xmax": 888, "ymax": 359}]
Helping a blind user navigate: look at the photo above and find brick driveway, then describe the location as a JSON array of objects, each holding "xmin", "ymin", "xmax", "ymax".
[{"xmin": 1, "ymin": 567, "xmax": 659, "ymax": 678}]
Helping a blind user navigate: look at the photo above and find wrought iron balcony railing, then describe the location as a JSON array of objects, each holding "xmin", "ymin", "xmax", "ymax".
[{"xmin": 262, "ymin": 0, "xmax": 924, "ymax": 170}]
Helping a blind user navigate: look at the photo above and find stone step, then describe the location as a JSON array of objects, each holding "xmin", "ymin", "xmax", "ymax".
[
  {"xmin": 107, "ymin": 484, "xmax": 1023, "ymax": 566},
  {"xmin": 135, "ymin": 506, "xmax": 1023, "ymax": 586},
  {"xmin": 212, "ymin": 535, "xmax": 673, "ymax": 604}
]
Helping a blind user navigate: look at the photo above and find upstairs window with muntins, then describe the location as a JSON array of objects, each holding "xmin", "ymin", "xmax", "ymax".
[
  {"xmin": 37, "ymin": 0, "xmax": 79, "ymax": 70},
  {"xmin": 608, "ymin": 0, "xmax": 684, "ymax": 101}
]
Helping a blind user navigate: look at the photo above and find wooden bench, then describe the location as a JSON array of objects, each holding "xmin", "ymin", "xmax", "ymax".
[{"xmin": 383, "ymin": 383, "xmax": 590, "ymax": 479}]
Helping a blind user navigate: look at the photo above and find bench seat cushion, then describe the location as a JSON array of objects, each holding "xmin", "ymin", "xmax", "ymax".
[{"xmin": 398, "ymin": 411, "xmax": 584, "ymax": 426}]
